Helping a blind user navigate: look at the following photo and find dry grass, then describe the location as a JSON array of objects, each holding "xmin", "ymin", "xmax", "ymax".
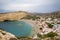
[{"xmin": 0, "ymin": 12, "xmax": 28, "ymax": 21}]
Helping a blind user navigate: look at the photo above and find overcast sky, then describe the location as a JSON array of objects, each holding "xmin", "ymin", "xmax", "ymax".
[{"xmin": 0, "ymin": 0, "xmax": 60, "ymax": 13}]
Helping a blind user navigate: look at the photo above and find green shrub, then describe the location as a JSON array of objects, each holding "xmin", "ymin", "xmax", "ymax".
[
  {"xmin": 16, "ymin": 36, "xmax": 33, "ymax": 40},
  {"xmin": 46, "ymin": 32, "xmax": 58, "ymax": 38},
  {"xmin": 21, "ymin": 15, "xmax": 40, "ymax": 20},
  {"xmin": 37, "ymin": 33, "xmax": 47, "ymax": 39},
  {"xmin": 46, "ymin": 22, "xmax": 53, "ymax": 28}
]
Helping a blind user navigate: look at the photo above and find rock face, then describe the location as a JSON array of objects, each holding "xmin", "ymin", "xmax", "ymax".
[{"xmin": 0, "ymin": 30, "xmax": 17, "ymax": 40}]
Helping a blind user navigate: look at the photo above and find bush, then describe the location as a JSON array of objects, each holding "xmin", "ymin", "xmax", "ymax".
[
  {"xmin": 21, "ymin": 15, "xmax": 40, "ymax": 20},
  {"xmin": 46, "ymin": 22, "xmax": 53, "ymax": 28},
  {"xmin": 16, "ymin": 36, "xmax": 33, "ymax": 40},
  {"xmin": 46, "ymin": 32, "xmax": 58, "ymax": 38},
  {"xmin": 37, "ymin": 33, "xmax": 47, "ymax": 39},
  {"xmin": 37, "ymin": 32, "xmax": 58, "ymax": 40}
]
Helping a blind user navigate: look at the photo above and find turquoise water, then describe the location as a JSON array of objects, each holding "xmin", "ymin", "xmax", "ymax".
[{"xmin": 0, "ymin": 21, "xmax": 33, "ymax": 37}]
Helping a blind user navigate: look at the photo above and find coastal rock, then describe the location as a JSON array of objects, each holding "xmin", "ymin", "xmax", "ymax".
[{"xmin": 0, "ymin": 29, "xmax": 17, "ymax": 40}]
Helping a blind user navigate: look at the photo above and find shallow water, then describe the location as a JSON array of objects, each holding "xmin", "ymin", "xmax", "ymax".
[{"xmin": 0, "ymin": 20, "xmax": 33, "ymax": 37}]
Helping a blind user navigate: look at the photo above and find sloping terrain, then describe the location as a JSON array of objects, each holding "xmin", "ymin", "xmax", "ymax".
[
  {"xmin": 0, "ymin": 11, "xmax": 28, "ymax": 21},
  {"xmin": 0, "ymin": 11, "xmax": 60, "ymax": 21}
]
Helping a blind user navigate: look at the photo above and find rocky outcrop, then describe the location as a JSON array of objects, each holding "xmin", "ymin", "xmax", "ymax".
[{"xmin": 0, "ymin": 29, "xmax": 17, "ymax": 40}]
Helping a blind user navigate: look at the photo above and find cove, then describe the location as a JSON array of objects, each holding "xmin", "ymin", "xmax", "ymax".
[{"xmin": 0, "ymin": 20, "xmax": 33, "ymax": 37}]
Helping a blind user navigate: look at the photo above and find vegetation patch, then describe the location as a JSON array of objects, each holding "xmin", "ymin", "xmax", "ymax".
[{"xmin": 46, "ymin": 22, "xmax": 53, "ymax": 28}]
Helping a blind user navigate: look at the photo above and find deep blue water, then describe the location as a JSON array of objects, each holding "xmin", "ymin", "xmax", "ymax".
[{"xmin": 0, "ymin": 21, "xmax": 33, "ymax": 37}]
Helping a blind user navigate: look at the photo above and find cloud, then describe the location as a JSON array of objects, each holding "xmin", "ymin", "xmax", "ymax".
[
  {"xmin": 0, "ymin": 0, "xmax": 60, "ymax": 13},
  {"xmin": 1, "ymin": 4, "xmax": 38, "ymax": 11},
  {"xmin": 0, "ymin": 0, "xmax": 59, "ymax": 5}
]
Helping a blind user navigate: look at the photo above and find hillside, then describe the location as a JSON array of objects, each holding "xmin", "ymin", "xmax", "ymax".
[
  {"xmin": 0, "ymin": 11, "xmax": 28, "ymax": 21},
  {"xmin": 0, "ymin": 11, "xmax": 60, "ymax": 21},
  {"xmin": 31, "ymin": 11, "xmax": 60, "ymax": 18}
]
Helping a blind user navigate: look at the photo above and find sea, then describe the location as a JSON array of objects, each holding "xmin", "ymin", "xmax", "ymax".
[{"xmin": 0, "ymin": 20, "xmax": 33, "ymax": 37}]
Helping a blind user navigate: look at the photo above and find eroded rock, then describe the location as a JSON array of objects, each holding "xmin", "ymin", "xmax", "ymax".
[{"xmin": 0, "ymin": 30, "xmax": 17, "ymax": 40}]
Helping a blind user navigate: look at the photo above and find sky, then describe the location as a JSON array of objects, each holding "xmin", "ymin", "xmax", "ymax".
[{"xmin": 0, "ymin": 0, "xmax": 60, "ymax": 13}]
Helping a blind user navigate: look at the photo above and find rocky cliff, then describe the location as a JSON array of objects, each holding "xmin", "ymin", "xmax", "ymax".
[{"xmin": 0, "ymin": 29, "xmax": 17, "ymax": 40}]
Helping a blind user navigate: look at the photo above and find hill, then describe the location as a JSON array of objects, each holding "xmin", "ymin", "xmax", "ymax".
[
  {"xmin": 31, "ymin": 11, "xmax": 60, "ymax": 18},
  {"xmin": 0, "ymin": 11, "xmax": 28, "ymax": 21},
  {"xmin": 0, "ymin": 11, "xmax": 60, "ymax": 21}
]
